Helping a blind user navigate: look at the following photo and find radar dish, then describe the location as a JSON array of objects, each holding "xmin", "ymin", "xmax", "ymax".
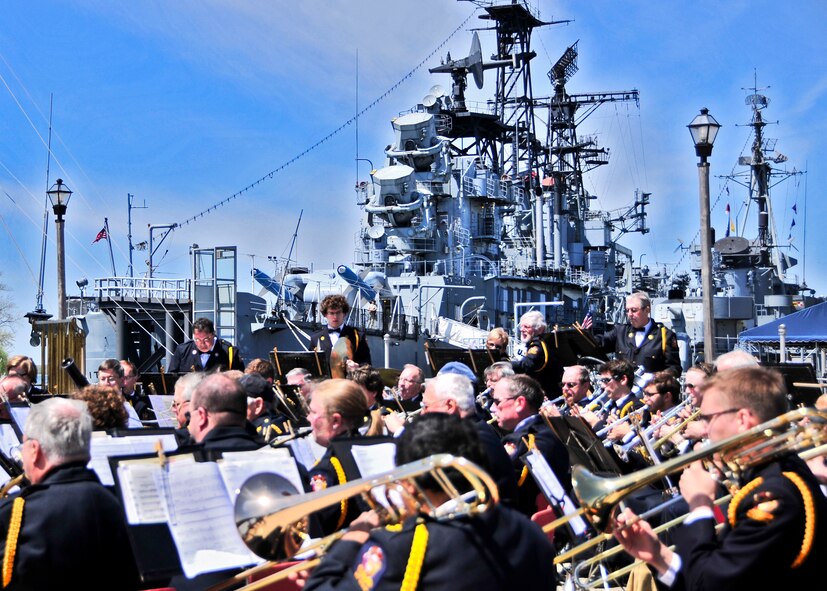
[
  {"xmin": 469, "ymin": 31, "xmax": 484, "ymax": 89},
  {"xmin": 367, "ymin": 225, "xmax": 386, "ymax": 240},
  {"xmin": 422, "ymin": 94, "xmax": 437, "ymax": 107},
  {"xmin": 745, "ymin": 93, "xmax": 769, "ymax": 109},
  {"xmin": 429, "ymin": 84, "xmax": 445, "ymax": 98},
  {"xmin": 714, "ymin": 236, "xmax": 750, "ymax": 254}
]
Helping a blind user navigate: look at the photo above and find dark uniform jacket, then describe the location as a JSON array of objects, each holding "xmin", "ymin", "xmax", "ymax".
[
  {"xmin": 469, "ymin": 415, "xmax": 518, "ymax": 508},
  {"xmin": 308, "ymin": 438, "xmax": 366, "ymax": 536},
  {"xmin": 501, "ymin": 414, "xmax": 572, "ymax": 516},
  {"xmin": 167, "ymin": 338, "xmax": 245, "ymax": 373},
  {"xmin": 252, "ymin": 410, "xmax": 292, "ymax": 442},
  {"xmin": 594, "ymin": 321, "xmax": 681, "ymax": 376},
  {"xmin": 510, "ymin": 334, "xmax": 564, "ymax": 398},
  {"xmin": 304, "ymin": 504, "xmax": 557, "ymax": 591},
  {"xmin": 0, "ymin": 463, "xmax": 140, "ymax": 590},
  {"xmin": 665, "ymin": 453, "xmax": 826, "ymax": 591},
  {"xmin": 310, "ymin": 325, "xmax": 372, "ymax": 367},
  {"xmin": 198, "ymin": 424, "xmax": 264, "ymax": 452}
]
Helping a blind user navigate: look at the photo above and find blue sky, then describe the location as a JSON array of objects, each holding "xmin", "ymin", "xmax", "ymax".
[{"xmin": 2, "ymin": 1, "xmax": 826, "ymax": 355}]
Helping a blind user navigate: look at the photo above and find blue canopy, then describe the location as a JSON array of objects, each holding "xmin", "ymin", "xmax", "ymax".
[{"xmin": 739, "ymin": 301, "xmax": 827, "ymax": 343}]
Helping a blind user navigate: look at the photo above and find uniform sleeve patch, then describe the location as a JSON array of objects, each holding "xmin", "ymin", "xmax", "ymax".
[
  {"xmin": 503, "ymin": 441, "xmax": 517, "ymax": 456},
  {"xmin": 746, "ymin": 492, "xmax": 780, "ymax": 523},
  {"xmin": 527, "ymin": 346, "xmax": 540, "ymax": 355},
  {"xmin": 310, "ymin": 473, "xmax": 328, "ymax": 492},
  {"xmin": 353, "ymin": 544, "xmax": 386, "ymax": 591}
]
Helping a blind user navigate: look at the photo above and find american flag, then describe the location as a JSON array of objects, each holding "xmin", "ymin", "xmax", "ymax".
[{"xmin": 92, "ymin": 227, "xmax": 107, "ymax": 244}]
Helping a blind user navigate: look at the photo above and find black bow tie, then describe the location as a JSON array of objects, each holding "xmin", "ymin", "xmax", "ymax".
[{"xmin": 329, "ymin": 328, "xmax": 341, "ymax": 334}]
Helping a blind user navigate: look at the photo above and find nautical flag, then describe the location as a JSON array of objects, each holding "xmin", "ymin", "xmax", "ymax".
[
  {"xmin": 92, "ymin": 227, "xmax": 107, "ymax": 244},
  {"xmin": 792, "ymin": 203, "xmax": 798, "ymax": 214},
  {"xmin": 725, "ymin": 186, "xmax": 730, "ymax": 196},
  {"xmin": 725, "ymin": 203, "xmax": 734, "ymax": 237}
]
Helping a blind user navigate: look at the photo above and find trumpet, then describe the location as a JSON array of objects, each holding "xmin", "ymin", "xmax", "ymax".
[
  {"xmin": 652, "ymin": 408, "xmax": 703, "ymax": 451},
  {"xmin": 594, "ymin": 404, "xmax": 649, "ymax": 438},
  {"xmin": 621, "ymin": 399, "xmax": 693, "ymax": 453},
  {"xmin": 543, "ymin": 407, "xmax": 827, "ymax": 533}
]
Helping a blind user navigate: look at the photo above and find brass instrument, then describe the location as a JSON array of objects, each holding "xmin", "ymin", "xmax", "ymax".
[
  {"xmin": 210, "ymin": 454, "xmax": 498, "ymax": 591},
  {"xmin": 594, "ymin": 404, "xmax": 649, "ymax": 438},
  {"xmin": 652, "ymin": 408, "xmax": 702, "ymax": 451},
  {"xmin": 544, "ymin": 407, "xmax": 827, "ymax": 534},
  {"xmin": 0, "ymin": 474, "xmax": 28, "ymax": 497}
]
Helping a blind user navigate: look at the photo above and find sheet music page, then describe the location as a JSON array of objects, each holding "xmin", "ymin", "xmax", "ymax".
[
  {"xmin": 90, "ymin": 434, "xmax": 179, "ymax": 486},
  {"xmin": 350, "ymin": 442, "xmax": 397, "ymax": 477},
  {"xmin": 524, "ymin": 449, "xmax": 588, "ymax": 535},
  {"xmin": 148, "ymin": 395, "xmax": 177, "ymax": 428},
  {"xmin": 0, "ymin": 424, "xmax": 20, "ymax": 458},
  {"xmin": 287, "ymin": 436, "xmax": 320, "ymax": 470},
  {"xmin": 218, "ymin": 448, "xmax": 304, "ymax": 502},
  {"xmin": 118, "ymin": 462, "xmax": 169, "ymax": 524},
  {"xmin": 165, "ymin": 461, "xmax": 260, "ymax": 578}
]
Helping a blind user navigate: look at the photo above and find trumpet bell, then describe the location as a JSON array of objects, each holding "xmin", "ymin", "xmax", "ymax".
[{"xmin": 235, "ymin": 473, "xmax": 308, "ymax": 560}]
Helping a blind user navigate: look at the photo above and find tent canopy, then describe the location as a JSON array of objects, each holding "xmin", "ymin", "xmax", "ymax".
[{"xmin": 739, "ymin": 301, "xmax": 827, "ymax": 343}]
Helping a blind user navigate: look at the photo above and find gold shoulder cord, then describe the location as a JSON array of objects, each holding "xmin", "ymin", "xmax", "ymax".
[
  {"xmin": 401, "ymin": 522, "xmax": 429, "ymax": 591},
  {"xmin": 783, "ymin": 471, "xmax": 816, "ymax": 568},
  {"xmin": 229, "ymin": 346, "xmax": 234, "ymax": 369},
  {"xmin": 536, "ymin": 341, "xmax": 549, "ymax": 372},
  {"xmin": 2, "ymin": 497, "xmax": 24, "ymax": 587},
  {"xmin": 661, "ymin": 326, "xmax": 667, "ymax": 353},
  {"xmin": 727, "ymin": 472, "xmax": 815, "ymax": 569},
  {"xmin": 330, "ymin": 456, "xmax": 349, "ymax": 530},
  {"xmin": 518, "ymin": 433, "xmax": 536, "ymax": 486}
]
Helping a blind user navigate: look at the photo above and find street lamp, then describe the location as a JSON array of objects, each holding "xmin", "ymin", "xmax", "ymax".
[
  {"xmin": 688, "ymin": 108, "xmax": 721, "ymax": 361},
  {"xmin": 47, "ymin": 178, "xmax": 73, "ymax": 320}
]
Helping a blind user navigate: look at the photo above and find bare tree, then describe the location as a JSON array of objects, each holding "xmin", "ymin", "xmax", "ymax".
[{"xmin": 0, "ymin": 274, "xmax": 15, "ymax": 349}]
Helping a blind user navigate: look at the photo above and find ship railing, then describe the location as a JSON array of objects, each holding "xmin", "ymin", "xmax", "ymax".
[{"xmin": 94, "ymin": 277, "xmax": 191, "ymax": 301}]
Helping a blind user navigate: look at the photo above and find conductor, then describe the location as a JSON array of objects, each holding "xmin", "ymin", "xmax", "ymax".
[{"xmin": 167, "ymin": 317, "xmax": 245, "ymax": 373}]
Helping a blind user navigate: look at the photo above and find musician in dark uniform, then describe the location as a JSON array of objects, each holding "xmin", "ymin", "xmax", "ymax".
[
  {"xmin": 493, "ymin": 374, "xmax": 572, "ymax": 516},
  {"xmin": 304, "ymin": 413, "xmax": 557, "ymax": 591},
  {"xmin": 586, "ymin": 292, "xmax": 682, "ymax": 376},
  {"xmin": 510, "ymin": 310, "xmax": 564, "ymax": 398},
  {"xmin": 167, "ymin": 317, "xmax": 245, "ymax": 373},
  {"xmin": 420, "ymin": 372, "xmax": 518, "ymax": 507},
  {"xmin": 310, "ymin": 294, "xmax": 372, "ymax": 371},
  {"xmin": 187, "ymin": 373, "xmax": 263, "ymax": 451},
  {"xmin": 0, "ymin": 398, "xmax": 140, "ymax": 589},
  {"xmin": 614, "ymin": 366, "xmax": 827, "ymax": 590},
  {"xmin": 240, "ymin": 373, "xmax": 291, "ymax": 442},
  {"xmin": 306, "ymin": 379, "xmax": 371, "ymax": 535}
]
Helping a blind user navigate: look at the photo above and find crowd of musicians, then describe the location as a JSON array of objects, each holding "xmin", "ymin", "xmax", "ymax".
[{"xmin": 0, "ymin": 291, "xmax": 825, "ymax": 590}]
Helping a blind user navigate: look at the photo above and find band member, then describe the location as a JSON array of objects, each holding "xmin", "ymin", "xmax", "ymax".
[
  {"xmin": 303, "ymin": 413, "xmax": 557, "ymax": 591},
  {"xmin": 585, "ymin": 292, "xmax": 681, "ymax": 376},
  {"xmin": 510, "ymin": 310, "xmax": 564, "ymax": 398},
  {"xmin": 580, "ymin": 359, "xmax": 643, "ymax": 433},
  {"xmin": 486, "ymin": 327, "xmax": 510, "ymax": 357},
  {"xmin": 543, "ymin": 365, "xmax": 594, "ymax": 418},
  {"xmin": 307, "ymin": 379, "xmax": 371, "ymax": 535},
  {"xmin": 310, "ymin": 294, "xmax": 372, "ymax": 371},
  {"xmin": 167, "ymin": 317, "xmax": 245, "ymax": 373},
  {"xmin": 613, "ymin": 366, "xmax": 826, "ymax": 589},
  {"xmin": 493, "ymin": 374, "xmax": 572, "ymax": 516},
  {"xmin": 187, "ymin": 373, "xmax": 262, "ymax": 451},
  {"xmin": 0, "ymin": 398, "xmax": 140, "ymax": 589},
  {"xmin": 240, "ymin": 373, "xmax": 290, "ymax": 441},
  {"xmin": 5, "ymin": 355, "xmax": 46, "ymax": 399},
  {"xmin": 97, "ymin": 359, "xmax": 143, "ymax": 428}
]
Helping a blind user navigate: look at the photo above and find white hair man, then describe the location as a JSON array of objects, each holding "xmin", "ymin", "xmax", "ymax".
[
  {"xmin": 510, "ymin": 310, "xmax": 564, "ymax": 399},
  {"xmin": 421, "ymin": 373, "xmax": 518, "ymax": 506},
  {"xmin": 1, "ymin": 398, "xmax": 140, "ymax": 588}
]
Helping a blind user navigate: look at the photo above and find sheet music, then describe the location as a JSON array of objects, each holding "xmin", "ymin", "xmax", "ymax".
[
  {"xmin": 164, "ymin": 461, "xmax": 260, "ymax": 578},
  {"xmin": 0, "ymin": 424, "xmax": 20, "ymax": 458},
  {"xmin": 89, "ymin": 433, "xmax": 178, "ymax": 486},
  {"xmin": 149, "ymin": 395, "xmax": 177, "ymax": 428},
  {"xmin": 350, "ymin": 442, "xmax": 397, "ymax": 477},
  {"xmin": 524, "ymin": 448, "xmax": 588, "ymax": 536},
  {"xmin": 218, "ymin": 448, "xmax": 304, "ymax": 502},
  {"xmin": 288, "ymin": 436, "xmax": 321, "ymax": 469}
]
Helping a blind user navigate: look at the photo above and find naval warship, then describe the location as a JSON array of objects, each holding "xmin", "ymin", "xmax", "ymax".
[{"xmin": 38, "ymin": 1, "xmax": 656, "ymax": 381}]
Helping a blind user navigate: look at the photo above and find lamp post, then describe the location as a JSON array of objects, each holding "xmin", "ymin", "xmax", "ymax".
[
  {"xmin": 688, "ymin": 108, "xmax": 721, "ymax": 361},
  {"xmin": 47, "ymin": 178, "xmax": 73, "ymax": 320}
]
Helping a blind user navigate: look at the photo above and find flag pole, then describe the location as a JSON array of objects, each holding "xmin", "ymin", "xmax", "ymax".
[{"xmin": 104, "ymin": 217, "xmax": 117, "ymax": 276}]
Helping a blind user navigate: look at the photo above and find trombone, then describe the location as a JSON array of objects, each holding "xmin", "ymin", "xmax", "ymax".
[
  {"xmin": 210, "ymin": 453, "xmax": 499, "ymax": 591},
  {"xmin": 543, "ymin": 406, "xmax": 827, "ymax": 534}
]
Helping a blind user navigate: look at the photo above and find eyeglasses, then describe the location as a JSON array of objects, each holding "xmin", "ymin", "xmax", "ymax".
[
  {"xmin": 194, "ymin": 337, "xmax": 213, "ymax": 344},
  {"xmin": 599, "ymin": 377, "xmax": 615, "ymax": 384},
  {"xmin": 698, "ymin": 408, "xmax": 739, "ymax": 424},
  {"xmin": 684, "ymin": 383, "xmax": 698, "ymax": 390},
  {"xmin": 560, "ymin": 381, "xmax": 583, "ymax": 388},
  {"xmin": 171, "ymin": 400, "xmax": 187, "ymax": 410},
  {"xmin": 490, "ymin": 395, "xmax": 520, "ymax": 407},
  {"xmin": 419, "ymin": 399, "xmax": 445, "ymax": 411}
]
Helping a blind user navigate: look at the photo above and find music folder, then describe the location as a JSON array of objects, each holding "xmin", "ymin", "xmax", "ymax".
[
  {"xmin": 545, "ymin": 415, "xmax": 621, "ymax": 476},
  {"xmin": 423, "ymin": 342, "xmax": 503, "ymax": 380},
  {"xmin": 110, "ymin": 446, "xmax": 304, "ymax": 582},
  {"xmin": 522, "ymin": 448, "xmax": 589, "ymax": 537},
  {"xmin": 270, "ymin": 349, "xmax": 331, "ymax": 381}
]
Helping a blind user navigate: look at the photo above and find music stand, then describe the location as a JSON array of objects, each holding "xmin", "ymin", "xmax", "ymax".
[
  {"xmin": 270, "ymin": 349, "xmax": 331, "ymax": 381},
  {"xmin": 763, "ymin": 362, "xmax": 824, "ymax": 407},
  {"xmin": 545, "ymin": 415, "xmax": 621, "ymax": 475},
  {"xmin": 424, "ymin": 342, "xmax": 503, "ymax": 380},
  {"xmin": 139, "ymin": 372, "xmax": 180, "ymax": 396},
  {"xmin": 542, "ymin": 326, "xmax": 600, "ymax": 367}
]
